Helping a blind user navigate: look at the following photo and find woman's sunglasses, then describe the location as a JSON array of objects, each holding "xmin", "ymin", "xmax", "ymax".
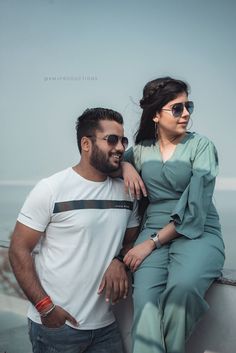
[
  {"xmin": 161, "ymin": 101, "xmax": 194, "ymax": 118},
  {"xmin": 87, "ymin": 134, "xmax": 129, "ymax": 149}
]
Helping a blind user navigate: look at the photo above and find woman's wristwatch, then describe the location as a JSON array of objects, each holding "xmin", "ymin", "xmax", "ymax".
[{"xmin": 150, "ymin": 232, "xmax": 162, "ymax": 249}]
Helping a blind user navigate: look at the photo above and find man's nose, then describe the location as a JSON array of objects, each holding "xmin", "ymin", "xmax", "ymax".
[{"xmin": 116, "ymin": 139, "xmax": 125, "ymax": 151}]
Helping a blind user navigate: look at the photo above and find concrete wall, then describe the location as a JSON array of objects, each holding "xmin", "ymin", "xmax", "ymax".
[{"xmin": 113, "ymin": 280, "xmax": 236, "ymax": 353}]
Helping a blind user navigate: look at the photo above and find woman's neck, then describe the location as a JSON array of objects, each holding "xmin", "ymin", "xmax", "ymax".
[{"xmin": 157, "ymin": 132, "xmax": 186, "ymax": 147}]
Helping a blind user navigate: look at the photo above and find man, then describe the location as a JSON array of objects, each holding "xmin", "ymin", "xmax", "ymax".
[{"xmin": 9, "ymin": 108, "xmax": 139, "ymax": 353}]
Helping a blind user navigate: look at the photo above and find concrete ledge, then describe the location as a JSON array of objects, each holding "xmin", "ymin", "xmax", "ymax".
[
  {"xmin": 0, "ymin": 293, "xmax": 28, "ymax": 315},
  {"xmin": 217, "ymin": 268, "xmax": 236, "ymax": 286},
  {"xmin": 186, "ymin": 281, "xmax": 236, "ymax": 353},
  {"xmin": 0, "ymin": 311, "xmax": 32, "ymax": 353},
  {"xmin": 113, "ymin": 269, "xmax": 236, "ymax": 353}
]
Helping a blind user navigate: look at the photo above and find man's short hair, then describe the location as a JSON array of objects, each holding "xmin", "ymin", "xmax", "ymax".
[{"xmin": 76, "ymin": 107, "xmax": 124, "ymax": 153}]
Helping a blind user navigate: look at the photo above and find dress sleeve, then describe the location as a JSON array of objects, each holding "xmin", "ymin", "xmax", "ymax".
[
  {"xmin": 123, "ymin": 145, "xmax": 142, "ymax": 173},
  {"xmin": 123, "ymin": 147, "xmax": 135, "ymax": 165},
  {"xmin": 170, "ymin": 138, "xmax": 219, "ymax": 239}
]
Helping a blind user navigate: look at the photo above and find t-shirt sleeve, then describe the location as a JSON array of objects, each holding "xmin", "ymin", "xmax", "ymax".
[
  {"xmin": 170, "ymin": 138, "xmax": 219, "ymax": 239},
  {"xmin": 17, "ymin": 179, "xmax": 52, "ymax": 232},
  {"xmin": 127, "ymin": 199, "xmax": 140, "ymax": 229}
]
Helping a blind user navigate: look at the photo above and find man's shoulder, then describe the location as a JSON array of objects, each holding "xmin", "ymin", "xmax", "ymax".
[
  {"xmin": 109, "ymin": 177, "xmax": 134, "ymax": 201},
  {"xmin": 34, "ymin": 167, "xmax": 73, "ymax": 195},
  {"xmin": 40, "ymin": 167, "xmax": 72, "ymax": 186},
  {"xmin": 109, "ymin": 176, "xmax": 125, "ymax": 189},
  {"xmin": 45, "ymin": 167, "xmax": 72, "ymax": 182}
]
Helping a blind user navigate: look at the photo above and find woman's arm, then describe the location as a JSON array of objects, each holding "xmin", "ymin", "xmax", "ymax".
[
  {"xmin": 123, "ymin": 222, "xmax": 180, "ymax": 272},
  {"xmin": 109, "ymin": 161, "xmax": 147, "ymax": 199},
  {"xmin": 121, "ymin": 161, "xmax": 147, "ymax": 199}
]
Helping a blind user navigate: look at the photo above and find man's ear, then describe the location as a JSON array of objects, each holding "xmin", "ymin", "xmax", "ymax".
[{"xmin": 81, "ymin": 136, "xmax": 91, "ymax": 152}]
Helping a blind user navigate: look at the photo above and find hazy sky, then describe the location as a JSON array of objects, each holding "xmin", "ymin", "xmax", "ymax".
[{"xmin": 1, "ymin": 0, "xmax": 236, "ymax": 187}]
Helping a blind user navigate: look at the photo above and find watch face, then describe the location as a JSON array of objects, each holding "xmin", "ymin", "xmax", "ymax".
[{"xmin": 150, "ymin": 233, "xmax": 162, "ymax": 249}]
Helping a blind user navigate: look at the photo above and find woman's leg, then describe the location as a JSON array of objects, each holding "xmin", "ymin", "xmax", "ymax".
[
  {"xmin": 132, "ymin": 244, "xmax": 170, "ymax": 353},
  {"xmin": 160, "ymin": 234, "xmax": 225, "ymax": 353}
]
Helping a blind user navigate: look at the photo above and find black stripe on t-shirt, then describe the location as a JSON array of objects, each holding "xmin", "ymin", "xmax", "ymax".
[{"xmin": 53, "ymin": 200, "xmax": 133, "ymax": 213}]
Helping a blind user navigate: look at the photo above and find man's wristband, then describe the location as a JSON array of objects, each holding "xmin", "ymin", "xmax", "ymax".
[
  {"xmin": 113, "ymin": 253, "xmax": 129, "ymax": 271},
  {"xmin": 35, "ymin": 296, "xmax": 53, "ymax": 311},
  {"xmin": 40, "ymin": 304, "xmax": 56, "ymax": 318},
  {"xmin": 113, "ymin": 254, "xmax": 124, "ymax": 263}
]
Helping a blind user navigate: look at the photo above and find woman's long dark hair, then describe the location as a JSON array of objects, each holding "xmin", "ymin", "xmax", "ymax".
[{"xmin": 135, "ymin": 77, "xmax": 190, "ymax": 144}]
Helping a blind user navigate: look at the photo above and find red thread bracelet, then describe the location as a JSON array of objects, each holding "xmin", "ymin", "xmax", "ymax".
[{"xmin": 35, "ymin": 296, "xmax": 53, "ymax": 312}]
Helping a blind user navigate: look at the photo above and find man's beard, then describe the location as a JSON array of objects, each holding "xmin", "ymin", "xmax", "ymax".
[{"xmin": 90, "ymin": 143, "xmax": 121, "ymax": 174}]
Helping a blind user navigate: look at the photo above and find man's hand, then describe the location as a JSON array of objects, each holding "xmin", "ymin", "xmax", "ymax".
[
  {"xmin": 123, "ymin": 240, "xmax": 155, "ymax": 272},
  {"xmin": 41, "ymin": 305, "xmax": 78, "ymax": 328},
  {"xmin": 98, "ymin": 259, "xmax": 129, "ymax": 304}
]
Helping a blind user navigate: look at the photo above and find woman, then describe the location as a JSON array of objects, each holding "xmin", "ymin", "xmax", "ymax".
[{"xmin": 122, "ymin": 77, "xmax": 225, "ymax": 353}]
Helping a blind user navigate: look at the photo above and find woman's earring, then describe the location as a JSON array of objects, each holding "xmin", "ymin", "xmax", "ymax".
[
  {"xmin": 187, "ymin": 117, "xmax": 193, "ymax": 130},
  {"xmin": 153, "ymin": 116, "xmax": 159, "ymax": 137},
  {"xmin": 155, "ymin": 122, "xmax": 158, "ymax": 136}
]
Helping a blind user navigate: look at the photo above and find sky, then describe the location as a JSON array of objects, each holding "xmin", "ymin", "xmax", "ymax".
[{"xmin": 1, "ymin": 0, "xmax": 236, "ymax": 189}]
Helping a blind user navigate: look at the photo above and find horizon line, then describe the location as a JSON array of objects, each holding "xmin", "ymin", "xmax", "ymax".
[{"xmin": 0, "ymin": 177, "xmax": 236, "ymax": 190}]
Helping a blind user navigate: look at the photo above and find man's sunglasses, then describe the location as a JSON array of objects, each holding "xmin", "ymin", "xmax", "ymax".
[
  {"xmin": 87, "ymin": 134, "xmax": 129, "ymax": 149},
  {"xmin": 161, "ymin": 101, "xmax": 194, "ymax": 118}
]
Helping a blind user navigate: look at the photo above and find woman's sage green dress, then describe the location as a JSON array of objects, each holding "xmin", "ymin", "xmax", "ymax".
[{"xmin": 124, "ymin": 132, "xmax": 225, "ymax": 353}]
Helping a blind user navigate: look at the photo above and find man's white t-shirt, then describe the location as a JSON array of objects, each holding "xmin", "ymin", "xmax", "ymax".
[{"xmin": 18, "ymin": 167, "xmax": 139, "ymax": 330}]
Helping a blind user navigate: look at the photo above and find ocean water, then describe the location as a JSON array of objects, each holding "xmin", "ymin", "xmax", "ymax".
[{"xmin": 0, "ymin": 185, "xmax": 235, "ymax": 268}]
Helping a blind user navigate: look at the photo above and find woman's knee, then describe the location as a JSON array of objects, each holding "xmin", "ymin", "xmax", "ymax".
[
  {"xmin": 160, "ymin": 278, "xmax": 209, "ymax": 311},
  {"xmin": 133, "ymin": 286, "xmax": 160, "ymax": 310}
]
